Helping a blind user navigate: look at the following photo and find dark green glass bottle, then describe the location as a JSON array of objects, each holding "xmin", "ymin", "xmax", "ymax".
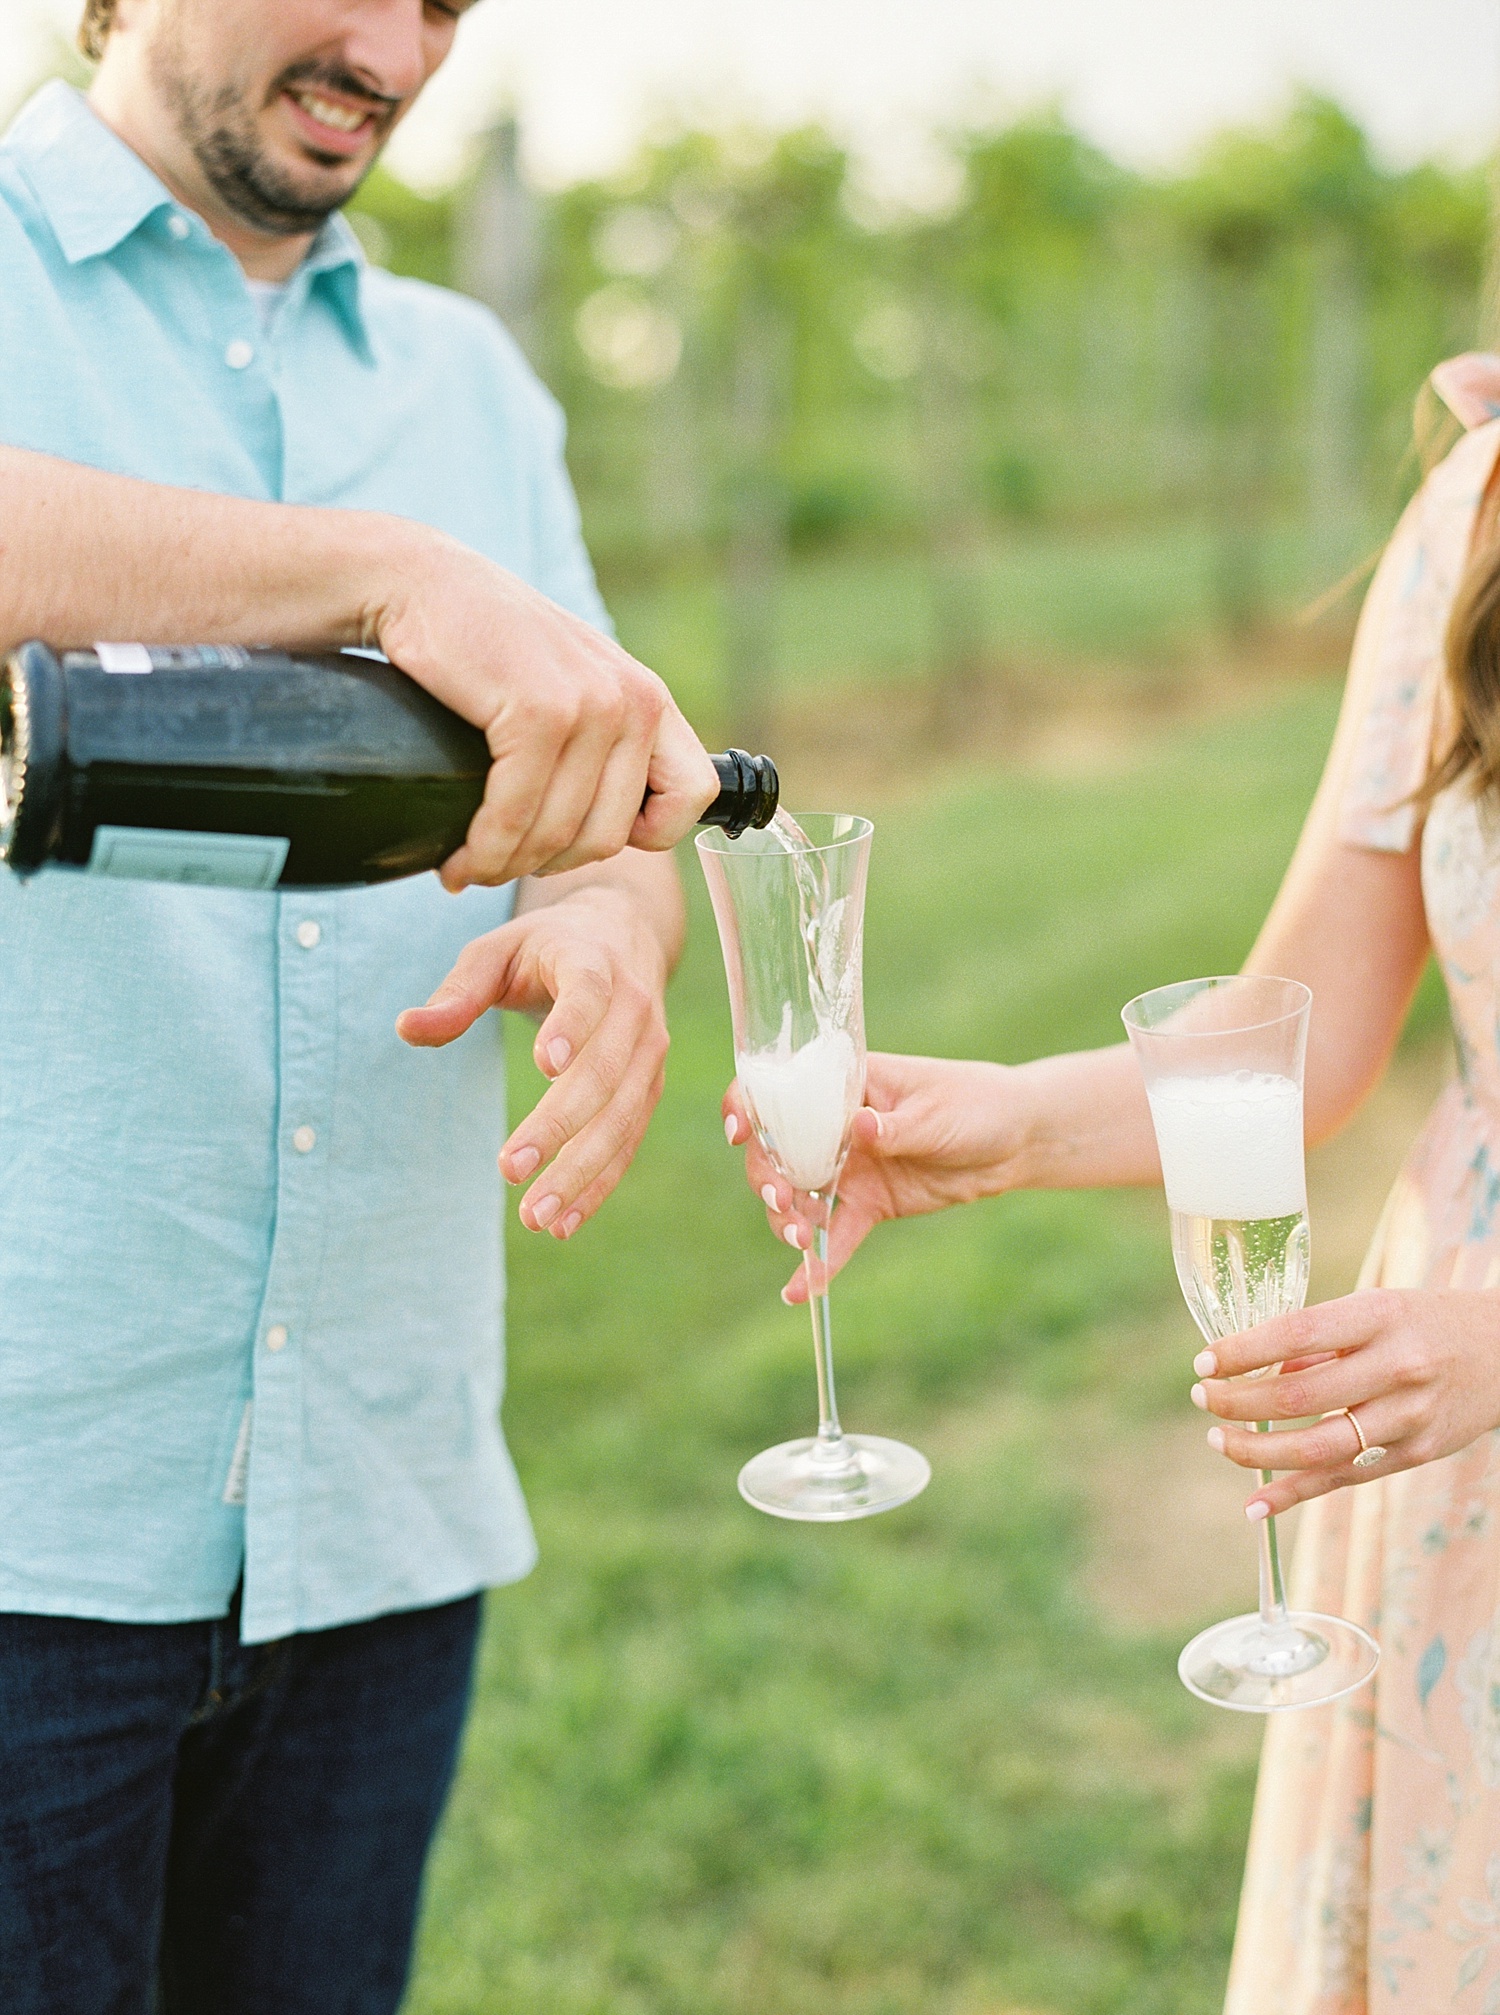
[{"xmin": 0, "ymin": 643, "xmax": 778, "ymax": 890}]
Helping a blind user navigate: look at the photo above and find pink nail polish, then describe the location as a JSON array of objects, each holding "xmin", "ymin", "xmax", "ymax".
[
  {"xmin": 1193, "ymin": 1350, "xmax": 1217, "ymax": 1376},
  {"xmin": 761, "ymin": 1184, "xmax": 780, "ymax": 1210},
  {"xmin": 531, "ymin": 1193, "xmax": 561, "ymax": 1229},
  {"xmin": 783, "ymin": 1222, "xmax": 804, "ymax": 1250},
  {"xmin": 1245, "ymin": 1500, "xmax": 1270, "ymax": 1523},
  {"xmin": 1190, "ymin": 1383, "xmax": 1207, "ymax": 1410},
  {"xmin": 780, "ymin": 1286, "xmax": 796, "ymax": 1305},
  {"xmin": 724, "ymin": 1115, "xmax": 740, "ymax": 1146},
  {"xmin": 1206, "ymin": 1426, "xmax": 1225, "ymax": 1453}
]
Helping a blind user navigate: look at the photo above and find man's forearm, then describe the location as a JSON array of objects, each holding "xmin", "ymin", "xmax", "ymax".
[
  {"xmin": 0, "ymin": 444, "xmax": 425, "ymax": 656},
  {"xmin": 513, "ymin": 851, "xmax": 686, "ymax": 981}
]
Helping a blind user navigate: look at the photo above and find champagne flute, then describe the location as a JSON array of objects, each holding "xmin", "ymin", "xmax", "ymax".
[
  {"xmin": 698, "ymin": 812, "xmax": 931, "ymax": 1520},
  {"xmin": 1122, "ymin": 974, "xmax": 1380, "ymax": 1711}
]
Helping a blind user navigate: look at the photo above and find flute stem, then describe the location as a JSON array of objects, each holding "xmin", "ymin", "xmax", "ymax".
[
  {"xmin": 804, "ymin": 1215, "xmax": 844, "ymax": 1447},
  {"xmin": 1255, "ymin": 1421, "xmax": 1289, "ymax": 1627}
]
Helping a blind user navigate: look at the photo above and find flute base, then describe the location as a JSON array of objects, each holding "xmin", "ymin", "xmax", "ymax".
[
  {"xmin": 1178, "ymin": 1610, "xmax": 1380, "ymax": 1713},
  {"xmin": 738, "ymin": 1433, "xmax": 930, "ymax": 1522}
]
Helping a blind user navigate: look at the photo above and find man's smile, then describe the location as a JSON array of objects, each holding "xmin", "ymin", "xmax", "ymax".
[{"xmin": 280, "ymin": 84, "xmax": 387, "ymax": 156}]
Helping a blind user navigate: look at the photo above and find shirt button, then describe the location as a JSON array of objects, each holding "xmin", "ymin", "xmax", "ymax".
[
  {"xmin": 167, "ymin": 212, "xmax": 190, "ymax": 240},
  {"xmin": 292, "ymin": 1125, "xmax": 317, "ymax": 1154},
  {"xmin": 225, "ymin": 338, "xmax": 254, "ymax": 370},
  {"xmin": 265, "ymin": 1324, "xmax": 289, "ymax": 1353},
  {"xmin": 295, "ymin": 919, "xmax": 321, "ymax": 949}
]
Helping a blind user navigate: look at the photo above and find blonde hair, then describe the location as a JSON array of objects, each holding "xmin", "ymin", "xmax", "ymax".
[{"xmin": 78, "ymin": 0, "xmax": 116, "ymax": 61}]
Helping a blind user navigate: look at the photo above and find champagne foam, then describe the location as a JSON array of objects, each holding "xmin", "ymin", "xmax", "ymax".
[
  {"xmin": 737, "ymin": 1021, "xmax": 862, "ymax": 1192},
  {"xmin": 1146, "ymin": 1070, "xmax": 1305, "ymax": 1220}
]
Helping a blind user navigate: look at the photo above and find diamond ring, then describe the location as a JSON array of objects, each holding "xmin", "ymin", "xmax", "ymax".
[{"xmin": 1340, "ymin": 1406, "xmax": 1389, "ymax": 1471}]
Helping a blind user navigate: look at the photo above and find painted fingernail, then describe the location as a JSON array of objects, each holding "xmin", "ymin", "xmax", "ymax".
[
  {"xmin": 1190, "ymin": 1382, "xmax": 1207, "ymax": 1410},
  {"xmin": 506, "ymin": 1146, "xmax": 541, "ymax": 1182},
  {"xmin": 1245, "ymin": 1500, "xmax": 1270, "ymax": 1523},
  {"xmin": 546, "ymin": 1038, "xmax": 571, "ymax": 1074},
  {"xmin": 780, "ymin": 1286, "xmax": 796, "ymax": 1305},
  {"xmin": 1206, "ymin": 1426, "xmax": 1226, "ymax": 1453},
  {"xmin": 783, "ymin": 1222, "xmax": 805, "ymax": 1250},
  {"xmin": 725, "ymin": 1114, "xmax": 742, "ymax": 1146},
  {"xmin": 1193, "ymin": 1350, "xmax": 1217, "ymax": 1376},
  {"xmin": 558, "ymin": 1211, "xmax": 582, "ymax": 1239},
  {"xmin": 761, "ymin": 1184, "xmax": 781, "ymax": 1210},
  {"xmin": 530, "ymin": 1193, "xmax": 561, "ymax": 1229},
  {"xmin": 869, "ymin": 1110, "xmax": 883, "ymax": 1139}
]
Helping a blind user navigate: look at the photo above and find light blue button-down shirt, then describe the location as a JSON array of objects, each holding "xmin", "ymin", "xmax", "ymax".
[{"xmin": 0, "ymin": 83, "xmax": 612, "ymax": 1642}]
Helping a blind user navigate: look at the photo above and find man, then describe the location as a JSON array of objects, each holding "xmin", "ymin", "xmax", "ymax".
[{"xmin": 0, "ymin": 4, "xmax": 714, "ymax": 2011}]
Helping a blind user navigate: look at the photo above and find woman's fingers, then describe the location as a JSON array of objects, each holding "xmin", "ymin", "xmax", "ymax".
[
  {"xmin": 1192, "ymin": 1346, "xmax": 1402, "ymax": 1424},
  {"xmin": 1245, "ymin": 1461, "xmax": 1375, "ymax": 1520},
  {"xmin": 1205, "ymin": 1396, "xmax": 1415, "ymax": 1474},
  {"xmin": 1191, "ymin": 1291, "xmax": 1402, "ymax": 1380},
  {"xmin": 779, "ymin": 1195, "xmax": 882, "ymax": 1304}
]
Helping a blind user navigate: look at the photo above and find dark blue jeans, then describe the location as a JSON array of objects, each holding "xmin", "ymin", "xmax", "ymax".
[{"xmin": 0, "ymin": 1590, "xmax": 481, "ymax": 2015}]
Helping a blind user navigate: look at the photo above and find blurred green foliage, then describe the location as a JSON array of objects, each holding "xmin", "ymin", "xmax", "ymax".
[
  {"xmin": 405, "ymin": 683, "xmax": 1351, "ymax": 2015},
  {"xmin": 352, "ymin": 95, "xmax": 1487, "ymax": 667}
]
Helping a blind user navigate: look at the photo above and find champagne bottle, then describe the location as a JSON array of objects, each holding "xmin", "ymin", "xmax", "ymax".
[{"xmin": 0, "ymin": 643, "xmax": 779, "ymax": 890}]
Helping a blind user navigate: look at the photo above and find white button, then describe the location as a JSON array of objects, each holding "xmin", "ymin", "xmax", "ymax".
[
  {"xmin": 265, "ymin": 1324, "xmax": 289, "ymax": 1353},
  {"xmin": 225, "ymin": 339, "xmax": 254, "ymax": 370},
  {"xmin": 295, "ymin": 919, "xmax": 321, "ymax": 949},
  {"xmin": 167, "ymin": 212, "xmax": 190, "ymax": 241},
  {"xmin": 292, "ymin": 1125, "xmax": 316, "ymax": 1154}
]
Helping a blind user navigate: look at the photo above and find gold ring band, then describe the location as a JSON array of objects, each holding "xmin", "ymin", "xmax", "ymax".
[{"xmin": 1340, "ymin": 1406, "xmax": 1389, "ymax": 1471}]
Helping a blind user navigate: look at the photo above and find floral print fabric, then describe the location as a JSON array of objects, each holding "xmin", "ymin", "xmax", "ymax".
[{"xmin": 1225, "ymin": 366, "xmax": 1500, "ymax": 2013}]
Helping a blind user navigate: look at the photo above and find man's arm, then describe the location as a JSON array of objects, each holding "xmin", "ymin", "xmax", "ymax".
[
  {"xmin": 396, "ymin": 850, "xmax": 685, "ymax": 1237},
  {"xmin": 0, "ymin": 445, "xmax": 717, "ymax": 886}
]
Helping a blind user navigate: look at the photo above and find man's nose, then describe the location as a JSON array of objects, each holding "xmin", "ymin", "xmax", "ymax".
[{"xmin": 338, "ymin": 0, "xmax": 434, "ymax": 103}]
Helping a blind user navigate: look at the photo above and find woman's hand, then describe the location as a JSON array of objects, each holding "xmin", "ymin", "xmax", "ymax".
[
  {"xmin": 723, "ymin": 1052, "xmax": 1022, "ymax": 1304},
  {"xmin": 1191, "ymin": 1289, "xmax": 1500, "ymax": 1519}
]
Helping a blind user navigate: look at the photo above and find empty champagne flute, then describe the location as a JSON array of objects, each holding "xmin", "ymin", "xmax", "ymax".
[
  {"xmin": 698, "ymin": 812, "xmax": 931, "ymax": 1520},
  {"xmin": 1122, "ymin": 974, "xmax": 1380, "ymax": 1711}
]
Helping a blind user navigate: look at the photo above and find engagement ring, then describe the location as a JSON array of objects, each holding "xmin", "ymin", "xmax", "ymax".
[{"xmin": 1340, "ymin": 1407, "xmax": 1389, "ymax": 1471}]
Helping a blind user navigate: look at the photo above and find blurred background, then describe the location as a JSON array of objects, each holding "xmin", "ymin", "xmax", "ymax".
[{"xmin": 7, "ymin": 3, "xmax": 1499, "ymax": 2008}]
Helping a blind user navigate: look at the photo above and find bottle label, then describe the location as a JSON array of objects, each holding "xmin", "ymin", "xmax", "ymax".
[
  {"xmin": 87, "ymin": 825, "xmax": 289, "ymax": 889},
  {"xmin": 91, "ymin": 644, "xmax": 254, "ymax": 674}
]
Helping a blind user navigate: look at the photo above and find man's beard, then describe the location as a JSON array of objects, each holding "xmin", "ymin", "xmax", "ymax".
[{"xmin": 150, "ymin": 44, "xmax": 398, "ymax": 236}]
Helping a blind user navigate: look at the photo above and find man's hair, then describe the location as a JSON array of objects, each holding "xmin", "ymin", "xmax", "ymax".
[{"xmin": 78, "ymin": 0, "xmax": 116, "ymax": 61}]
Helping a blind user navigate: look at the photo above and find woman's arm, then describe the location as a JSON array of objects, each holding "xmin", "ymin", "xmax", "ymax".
[{"xmin": 728, "ymin": 578, "xmax": 1432, "ymax": 1298}]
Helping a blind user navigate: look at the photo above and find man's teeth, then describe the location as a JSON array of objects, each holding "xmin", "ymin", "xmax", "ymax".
[{"xmin": 292, "ymin": 92, "xmax": 369, "ymax": 134}]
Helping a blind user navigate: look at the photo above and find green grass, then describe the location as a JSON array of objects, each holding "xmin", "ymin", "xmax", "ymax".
[
  {"xmin": 406, "ymin": 684, "xmax": 1349, "ymax": 2015},
  {"xmin": 606, "ymin": 519, "xmax": 1369, "ymax": 734}
]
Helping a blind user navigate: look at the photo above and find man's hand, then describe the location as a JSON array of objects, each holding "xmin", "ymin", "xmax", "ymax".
[
  {"xmin": 374, "ymin": 532, "xmax": 718, "ymax": 891},
  {"xmin": 0, "ymin": 448, "xmax": 720, "ymax": 893},
  {"xmin": 1189, "ymin": 1289, "xmax": 1500, "ymax": 1519},
  {"xmin": 396, "ymin": 855, "xmax": 683, "ymax": 1237}
]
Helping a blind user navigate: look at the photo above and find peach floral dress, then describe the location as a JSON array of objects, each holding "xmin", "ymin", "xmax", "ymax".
[{"xmin": 1225, "ymin": 355, "xmax": 1500, "ymax": 2014}]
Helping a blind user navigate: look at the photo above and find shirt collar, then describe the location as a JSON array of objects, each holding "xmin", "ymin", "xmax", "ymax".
[
  {"xmin": 4, "ymin": 80, "xmax": 373, "ymax": 362},
  {"xmin": 4, "ymin": 80, "xmax": 175, "ymax": 264},
  {"xmin": 296, "ymin": 211, "xmax": 374, "ymax": 363}
]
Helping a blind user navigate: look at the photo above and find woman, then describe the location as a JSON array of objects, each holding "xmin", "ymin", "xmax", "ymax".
[{"xmin": 725, "ymin": 352, "xmax": 1500, "ymax": 2012}]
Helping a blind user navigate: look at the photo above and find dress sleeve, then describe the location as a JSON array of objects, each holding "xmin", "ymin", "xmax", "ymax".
[{"xmin": 1337, "ymin": 413, "xmax": 1500, "ymax": 853}]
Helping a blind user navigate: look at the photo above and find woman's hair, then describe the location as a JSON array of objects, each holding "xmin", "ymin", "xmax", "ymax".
[
  {"xmin": 1428, "ymin": 527, "xmax": 1500, "ymax": 804},
  {"xmin": 77, "ymin": 0, "xmax": 116, "ymax": 61}
]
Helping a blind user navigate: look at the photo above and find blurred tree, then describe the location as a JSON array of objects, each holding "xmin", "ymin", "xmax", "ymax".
[
  {"xmin": 457, "ymin": 118, "xmax": 541, "ymax": 358},
  {"xmin": 340, "ymin": 93, "xmax": 1487, "ymax": 704}
]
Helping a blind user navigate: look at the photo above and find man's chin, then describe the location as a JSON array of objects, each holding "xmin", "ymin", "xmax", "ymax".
[{"xmin": 239, "ymin": 150, "xmax": 370, "ymax": 227}]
